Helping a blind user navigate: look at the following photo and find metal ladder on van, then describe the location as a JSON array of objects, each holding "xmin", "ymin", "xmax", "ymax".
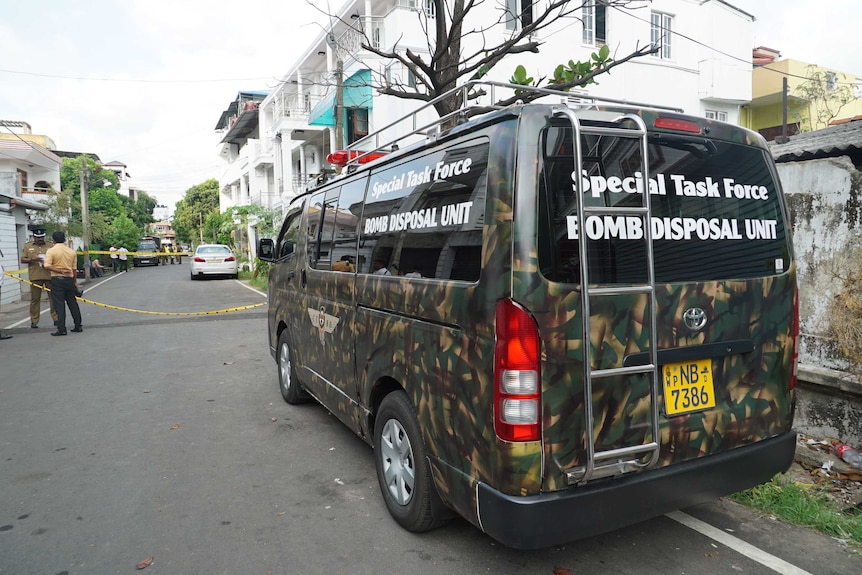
[{"xmin": 553, "ymin": 108, "xmax": 662, "ymax": 485}]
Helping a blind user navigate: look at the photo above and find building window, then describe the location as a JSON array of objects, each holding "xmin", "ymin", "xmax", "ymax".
[
  {"xmin": 347, "ymin": 108, "xmax": 369, "ymax": 145},
  {"xmin": 583, "ymin": 1, "xmax": 607, "ymax": 46},
  {"xmin": 705, "ymin": 110, "xmax": 727, "ymax": 122},
  {"xmin": 401, "ymin": 0, "xmax": 435, "ymax": 16},
  {"xmin": 826, "ymin": 71, "xmax": 837, "ymax": 92},
  {"xmin": 17, "ymin": 168, "xmax": 27, "ymax": 191},
  {"xmin": 651, "ymin": 11, "xmax": 673, "ymax": 59},
  {"xmin": 505, "ymin": 0, "xmax": 533, "ymax": 30}
]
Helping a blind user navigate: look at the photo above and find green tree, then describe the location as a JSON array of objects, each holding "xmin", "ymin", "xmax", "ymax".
[
  {"xmin": 794, "ymin": 65, "xmax": 857, "ymax": 131},
  {"xmin": 55, "ymin": 156, "xmax": 157, "ymax": 244},
  {"xmin": 173, "ymin": 179, "xmax": 220, "ymax": 245},
  {"xmin": 122, "ymin": 191, "xmax": 157, "ymax": 231},
  {"xmin": 102, "ymin": 213, "xmax": 141, "ymax": 251}
]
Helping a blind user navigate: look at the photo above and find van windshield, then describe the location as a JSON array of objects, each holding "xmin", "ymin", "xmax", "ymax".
[
  {"xmin": 138, "ymin": 241, "xmax": 157, "ymax": 252},
  {"xmin": 537, "ymin": 127, "xmax": 790, "ymax": 284}
]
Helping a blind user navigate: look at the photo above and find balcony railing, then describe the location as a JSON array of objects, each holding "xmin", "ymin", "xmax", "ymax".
[
  {"xmin": 273, "ymin": 91, "xmax": 323, "ymax": 120},
  {"xmin": 252, "ymin": 139, "xmax": 274, "ymax": 164}
]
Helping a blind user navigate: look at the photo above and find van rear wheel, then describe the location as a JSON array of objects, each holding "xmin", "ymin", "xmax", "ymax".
[
  {"xmin": 374, "ymin": 391, "xmax": 449, "ymax": 532},
  {"xmin": 277, "ymin": 332, "xmax": 307, "ymax": 404}
]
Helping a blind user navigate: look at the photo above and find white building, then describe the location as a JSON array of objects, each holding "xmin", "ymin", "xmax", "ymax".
[
  {"xmin": 222, "ymin": 0, "xmax": 754, "ymax": 223},
  {"xmin": 214, "ymin": 90, "xmax": 271, "ymax": 214},
  {"xmin": 0, "ymin": 121, "xmax": 55, "ymax": 304}
]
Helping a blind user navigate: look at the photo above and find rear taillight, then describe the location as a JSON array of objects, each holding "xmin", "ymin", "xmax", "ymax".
[
  {"xmin": 494, "ymin": 299, "xmax": 541, "ymax": 442},
  {"xmin": 193, "ymin": 256, "xmax": 205, "ymax": 262},
  {"xmin": 791, "ymin": 289, "xmax": 799, "ymax": 390},
  {"xmin": 654, "ymin": 117, "xmax": 702, "ymax": 134},
  {"xmin": 225, "ymin": 255, "xmax": 236, "ymax": 262}
]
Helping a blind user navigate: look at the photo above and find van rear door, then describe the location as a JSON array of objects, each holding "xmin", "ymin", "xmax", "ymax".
[{"xmin": 521, "ymin": 114, "xmax": 796, "ymax": 491}]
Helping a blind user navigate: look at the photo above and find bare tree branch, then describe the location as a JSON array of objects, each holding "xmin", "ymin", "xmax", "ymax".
[{"xmin": 314, "ymin": 1, "xmax": 653, "ymax": 118}]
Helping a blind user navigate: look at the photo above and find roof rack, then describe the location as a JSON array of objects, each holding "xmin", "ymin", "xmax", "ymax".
[{"xmin": 339, "ymin": 80, "xmax": 684, "ymax": 171}]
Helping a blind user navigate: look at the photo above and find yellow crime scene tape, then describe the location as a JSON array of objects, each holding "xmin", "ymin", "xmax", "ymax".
[
  {"xmin": 3, "ymin": 269, "xmax": 265, "ymax": 316},
  {"xmin": 87, "ymin": 250, "xmax": 191, "ymax": 256}
]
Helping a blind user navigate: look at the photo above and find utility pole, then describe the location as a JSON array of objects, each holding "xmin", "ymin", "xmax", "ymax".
[
  {"xmin": 780, "ymin": 76, "xmax": 789, "ymax": 144},
  {"xmin": 335, "ymin": 56, "xmax": 345, "ymax": 152},
  {"xmin": 79, "ymin": 155, "xmax": 91, "ymax": 280}
]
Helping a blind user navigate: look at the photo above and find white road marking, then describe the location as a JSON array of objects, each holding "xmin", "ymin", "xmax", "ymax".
[
  {"xmin": 666, "ymin": 511, "xmax": 814, "ymax": 575},
  {"xmin": 234, "ymin": 279, "xmax": 267, "ymax": 298}
]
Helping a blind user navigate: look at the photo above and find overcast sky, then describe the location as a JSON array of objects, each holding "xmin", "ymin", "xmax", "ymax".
[{"xmin": 1, "ymin": 0, "xmax": 859, "ymax": 211}]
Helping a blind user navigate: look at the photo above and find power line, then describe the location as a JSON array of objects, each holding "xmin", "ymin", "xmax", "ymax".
[{"xmin": 0, "ymin": 67, "xmax": 281, "ymax": 84}]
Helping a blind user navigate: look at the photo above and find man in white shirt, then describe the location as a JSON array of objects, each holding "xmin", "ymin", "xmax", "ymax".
[
  {"xmin": 109, "ymin": 243, "xmax": 118, "ymax": 273},
  {"xmin": 372, "ymin": 258, "xmax": 390, "ymax": 275},
  {"xmin": 118, "ymin": 246, "xmax": 129, "ymax": 272}
]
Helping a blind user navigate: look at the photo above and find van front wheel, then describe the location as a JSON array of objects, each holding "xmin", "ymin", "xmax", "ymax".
[
  {"xmin": 374, "ymin": 391, "xmax": 448, "ymax": 532},
  {"xmin": 277, "ymin": 332, "xmax": 307, "ymax": 404}
]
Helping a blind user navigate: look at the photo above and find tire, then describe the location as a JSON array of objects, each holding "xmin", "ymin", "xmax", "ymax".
[
  {"xmin": 190, "ymin": 272, "xmax": 197, "ymax": 280},
  {"xmin": 277, "ymin": 331, "xmax": 308, "ymax": 404},
  {"xmin": 374, "ymin": 391, "xmax": 449, "ymax": 532}
]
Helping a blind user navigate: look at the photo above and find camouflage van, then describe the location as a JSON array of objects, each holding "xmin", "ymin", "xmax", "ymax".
[{"xmin": 258, "ymin": 82, "xmax": 798, "ymax": 549}]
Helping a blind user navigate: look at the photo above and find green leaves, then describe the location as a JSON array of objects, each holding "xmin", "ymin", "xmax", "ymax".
[
  {"xmin": 547, "ymin": 44, "xmax": 613, "ymax": 90},
  {"xmin": 509, "ymin": 64, "xmax": 534, "ymax": 87},
  {"xmin": 511, "ymin": 44, "xmax": 614, "ymax": 95}
]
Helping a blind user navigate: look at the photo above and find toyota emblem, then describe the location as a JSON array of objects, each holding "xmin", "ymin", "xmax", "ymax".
[{"xmin": 683, "ymin": 307, "xmax": 707, "ymax": 331}]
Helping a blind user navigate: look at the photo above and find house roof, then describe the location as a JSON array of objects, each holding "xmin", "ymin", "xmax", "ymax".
[
  {"xmin": 0, "ymin": 139, "xmax": 62, "ymax": 169},
  {"xmin": 769, "ymin": 120, "xmax": 862, "ymax": 163}
]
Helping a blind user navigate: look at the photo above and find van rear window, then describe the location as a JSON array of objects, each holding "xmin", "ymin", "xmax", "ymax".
[{"xmin": 537, "ymin": 127, "xmax": 790, "ymax": 284}]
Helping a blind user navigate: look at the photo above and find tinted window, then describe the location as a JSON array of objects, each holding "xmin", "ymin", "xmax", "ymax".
[
  {"xmin": 278, "ymin": 208, "xmax": 302, "ymax": 259},
  {"xmin": 538, "ymin": 126, "xmax": 789, "ymax": 284},
  {"xmin": 198, "ymin": 246, "xmax": 231, "ymax": 255},
  {"xmin": 358, "ymin": 138, "xmax": 488, "ymax": 281}
]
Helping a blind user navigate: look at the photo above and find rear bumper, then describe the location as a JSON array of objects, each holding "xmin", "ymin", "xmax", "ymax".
[{"xmin": 476, "ymin": 430, "xmax": 796, "ymax": 550}]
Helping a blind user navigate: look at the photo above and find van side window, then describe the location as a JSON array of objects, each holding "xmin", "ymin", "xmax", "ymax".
[
  {"xmin": 307, "ymin": 191, "xmax": 333, "ymax": 269},
  {"xmin": 278, "ymin": 208, "xmax": 302, "ymax": 260},
  {"xmin": 307, "ymin": 179, "xmax": 366, "ymax": 271},
  {"xmin": 358, "ymin": 138, "xmax": 489, "ymax": 280},
  {"xmin": 330, "ymin": 179, "xmax": 365, "ymax": 271}
]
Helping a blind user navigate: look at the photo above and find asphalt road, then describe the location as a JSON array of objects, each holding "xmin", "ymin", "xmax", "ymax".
[{"xmin": 1, "ymin": 263, "xmax": 860, "ymax": 574}]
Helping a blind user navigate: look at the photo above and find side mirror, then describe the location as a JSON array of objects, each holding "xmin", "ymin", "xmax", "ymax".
[{"xmin": 258, "ymin": 238, "xmax": 275, "ymax": 262}]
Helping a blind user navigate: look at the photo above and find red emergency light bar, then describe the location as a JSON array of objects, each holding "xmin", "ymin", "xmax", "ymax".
[{"xmin": 326, "ymin": 150, "xmax": 386, "ymax": 167}]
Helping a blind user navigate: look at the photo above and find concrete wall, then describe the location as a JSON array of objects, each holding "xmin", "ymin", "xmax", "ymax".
[
  {"xmin": 780, "ymin": 156, "xmax": 862, "ymax": 445},
  {"xmin": 797, "ymin": 366, "xmax": 862, "ymax": 448},
  {"xmin": 779, "ymin": 156, "xmax": 862, "ymax": 370}
]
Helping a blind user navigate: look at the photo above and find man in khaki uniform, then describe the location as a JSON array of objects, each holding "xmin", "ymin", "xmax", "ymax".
[{"xmin": 20, "ymin": 227, "xmax": 58, "ymax": 329}]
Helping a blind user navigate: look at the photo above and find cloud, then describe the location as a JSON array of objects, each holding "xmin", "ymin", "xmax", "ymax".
[{"xmin": 1, "ymin": 0, "xmax": 326, "ymax": 207}]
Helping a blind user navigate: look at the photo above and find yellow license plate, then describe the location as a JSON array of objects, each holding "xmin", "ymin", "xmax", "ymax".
[{"xmin": 662, "ymin": 359, "xmax": 716, "ymax": 416}]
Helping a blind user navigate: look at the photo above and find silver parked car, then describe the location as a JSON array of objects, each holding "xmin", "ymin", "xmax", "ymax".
[{"xmin": 189, "ymin": 244, "xmax": 238, "ymax": 280}]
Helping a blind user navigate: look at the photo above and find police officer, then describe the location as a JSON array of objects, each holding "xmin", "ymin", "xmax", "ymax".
[{"xmin": 20, "ymin": 227, "xmax": 58, "ymax": 329}]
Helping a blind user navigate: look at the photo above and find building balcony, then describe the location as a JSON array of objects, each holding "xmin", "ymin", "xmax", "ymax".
[{"xmin": 250, "ymin": 138, "xmax": 274, "ymax": 168}]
